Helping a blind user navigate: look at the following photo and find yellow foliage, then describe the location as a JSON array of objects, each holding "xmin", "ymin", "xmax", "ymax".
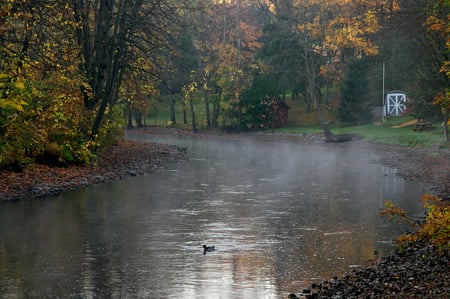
[
  {"xmin": 380, "ymin": 194, "xmax": 450, "ymax": 251},
  {"xmin": 0, "ymin": 74, "xmax": 28, "ymax": 111}
]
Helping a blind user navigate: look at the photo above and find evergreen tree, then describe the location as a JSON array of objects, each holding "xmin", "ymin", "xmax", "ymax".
[{"xmin": 338, "ymin": 58, "xmax": 373, "ymax": 123}]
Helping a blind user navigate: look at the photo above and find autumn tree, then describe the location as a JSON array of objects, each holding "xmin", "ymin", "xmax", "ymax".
[
  {"xmin": 159, "ymin": 32, "xmax": 198, "ymax": 126},
  {"xmin": 72, "ymin": 0, "xmax": 180, "ymax": 138},
  {"xmin": 173, "ymin": 0, "xmax": 264, "ymax": 130},
  {"xmin": 214, "ymin": 0, "xmax": 264, "ymax": 129},
  {"xmin": 0, "ymin": 0, "xmax": 91, "ymax": 166},
  {"xmin": 121, "ymin": 63, "xmax": 157, "ymax": 129}
]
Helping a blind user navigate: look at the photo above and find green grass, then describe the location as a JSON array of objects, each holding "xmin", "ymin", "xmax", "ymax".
[
  {"xmin": 270, "ymin": 125, "xmax": 323, "ymax": 135},
  {"xmin": 336, "ymin": 124, "xmax": 443, "ymax": 147},
  {"xmin": 273, "ymin": 117, "xmax": 446, "ymax": 148}
]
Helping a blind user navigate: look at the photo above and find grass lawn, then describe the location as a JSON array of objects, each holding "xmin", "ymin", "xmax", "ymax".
[{"xmin": 273, "ymin": 116, "xmax": 447, "ymax": 148}]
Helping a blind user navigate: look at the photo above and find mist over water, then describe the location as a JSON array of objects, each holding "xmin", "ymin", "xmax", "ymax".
[{"xmin": 0, "ymin": 133, "xmax": 425, "ymax": 298}]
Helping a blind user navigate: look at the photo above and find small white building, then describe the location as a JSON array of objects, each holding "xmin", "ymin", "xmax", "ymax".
[{"xmin": 384, "ymin": 91, "xmax": 407, "ymax": 116}]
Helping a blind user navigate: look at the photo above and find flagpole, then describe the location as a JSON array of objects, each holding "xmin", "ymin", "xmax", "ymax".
[{"xmin": 382, "ymin": 62, "xmax": 385, "ymax": 122}]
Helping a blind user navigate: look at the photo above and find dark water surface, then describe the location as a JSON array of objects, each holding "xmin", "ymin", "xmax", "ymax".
[{"xmin": 0, "ymin": 133, "xmax": 425, "ymax": 298}]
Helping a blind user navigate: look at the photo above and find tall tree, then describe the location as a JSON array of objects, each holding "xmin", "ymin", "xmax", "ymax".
[
  {"xmin": 72, "ymin": 0, "xmax": 179, "ymax": 137},
  {"xmin": 258, "ymin": 2, "xmax": 306, "ymax": 105},
  {"xmin": 337, "ymin": 58, "xmax": 372, "ymax": 123}
]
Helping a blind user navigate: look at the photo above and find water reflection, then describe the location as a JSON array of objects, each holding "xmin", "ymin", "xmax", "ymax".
[{"xmin": 0, "ymin": 133, "xmax": 425, "ymax": 298}]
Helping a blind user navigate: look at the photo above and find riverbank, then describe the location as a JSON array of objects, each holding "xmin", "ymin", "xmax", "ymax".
[
  {"xmin": 290, "ymin": 240, "xmax": 449, "ymax": 298},
  {"xmin": 0, "ymin": 139, "xmax": 187, "ymax": 201},
  {"xmin": 373, "ymin": 143, "xmax": 450, "ymax": 201}
]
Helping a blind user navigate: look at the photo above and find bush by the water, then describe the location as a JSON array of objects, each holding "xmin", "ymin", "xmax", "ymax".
[{"xmin": 379, "ymin": 194, "xmax": 449, "ymax": 251}]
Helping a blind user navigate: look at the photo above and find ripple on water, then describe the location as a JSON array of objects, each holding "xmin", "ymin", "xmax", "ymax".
[
  {"xmin": 323, "ymin": 230, "xmax": 352, "ymax": 236},
  {"xmin": 169, "ymin": 208, "xmax": 201, "ymax": 216}
]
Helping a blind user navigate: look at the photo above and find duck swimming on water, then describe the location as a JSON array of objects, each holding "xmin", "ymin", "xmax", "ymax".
[{"xmin": 203, "ymin": 245, "xmax": 215, "ymax": 254}]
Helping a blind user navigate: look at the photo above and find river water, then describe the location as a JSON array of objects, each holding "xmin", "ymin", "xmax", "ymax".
[{"xmin": 0, "ymin": 133, "xmax": 426, "ymax": 298}]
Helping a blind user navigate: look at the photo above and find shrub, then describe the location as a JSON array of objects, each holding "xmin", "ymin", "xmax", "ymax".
[{"xmin": 379, "ymin": 194, "xmax": 450, "ymax": 251}]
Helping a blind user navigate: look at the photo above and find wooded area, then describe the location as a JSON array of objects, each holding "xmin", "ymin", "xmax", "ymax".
[{"xmin": 1, "ymin": 0, "xmax": 449, "ymax": 167}]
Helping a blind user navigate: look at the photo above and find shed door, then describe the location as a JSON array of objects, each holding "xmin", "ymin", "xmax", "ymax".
[{"xmin": 386, "ymin": 93, "xmax": 406, "ymax": 116}]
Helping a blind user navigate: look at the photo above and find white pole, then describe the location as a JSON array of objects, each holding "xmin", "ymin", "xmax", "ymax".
[{"xmin": 382, "ymin": 62, "xmax": 385, "ymax": 122}]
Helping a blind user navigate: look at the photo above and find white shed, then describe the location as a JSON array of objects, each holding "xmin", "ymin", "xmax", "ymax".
[{"xmin": 384, "ymin": 91, "xmax": 407, "ymax": 116}]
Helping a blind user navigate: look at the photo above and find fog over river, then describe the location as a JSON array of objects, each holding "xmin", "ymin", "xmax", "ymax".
[{"xmin": 0, "ymin": 132, "xmax": 425, "ymax": 298}]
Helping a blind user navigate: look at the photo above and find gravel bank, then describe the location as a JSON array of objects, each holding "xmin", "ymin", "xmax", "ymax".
[
  {"xmin": 373, "ymin": 143, "xmax": 450, "ymax": 200},
  {"xmin": 289, "ymin": 240, "xmax": 449, "ymax": 298},
  {"xmin": 0, "ymin": 139, "xmax": 187, "ymax": 201}
]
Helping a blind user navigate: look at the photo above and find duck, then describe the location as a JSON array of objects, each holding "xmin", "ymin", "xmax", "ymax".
[{"xmin": 203, "ymin": 245, "xmax": 215, "ymax": 254}]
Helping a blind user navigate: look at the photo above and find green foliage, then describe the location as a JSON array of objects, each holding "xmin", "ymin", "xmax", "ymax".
[
  {"xmin": 409, "ymin": 62, "xmax": 445, "ymax": 121},
  {"xmin": 94, "ymin": 104, "xmax": 125, "ymax": 150},
  {"xmin": 238, "ymin": 72, "xmax": 284, "ymax": 128},
  {"xmin": 379, "ymin": 194, "xmax": 450, "ymax": 251},
  {"xmin": 337, "ymin": 58, "xmax": 373, "ymax": 124},
  {"xmin": 257, "ymin": 21, "xmax": 305, "ymax": 98}
]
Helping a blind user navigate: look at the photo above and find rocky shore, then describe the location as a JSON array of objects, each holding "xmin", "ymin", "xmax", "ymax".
[
  {"xmin": 290, "ymin": 240, "xmax": 449, "ymax": 298},
  {"xmin": 373, "ymin": 143, "xmax": 450, "ymax": 201},
  {"xmin": 0, "ymin": 139, "xmax": 187, "ymax": 201}
]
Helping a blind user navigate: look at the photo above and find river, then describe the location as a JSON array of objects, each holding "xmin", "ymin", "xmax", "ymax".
[{"xmin": 0, "ymin": 133, "xmax": 425, "ymax": 298}]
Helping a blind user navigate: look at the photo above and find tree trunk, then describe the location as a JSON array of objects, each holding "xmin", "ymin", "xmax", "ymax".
[
  {"xmin": 91, "ymin": 96, "xmax": 110, "ymax": 136},
  {"xmin": 444, "ymin": 108, "xmax": 449, "ymax": 142},
  {"xmin": 204, "ymin": 89, "xmax": 211, "ymax": 128},
  {"xmin": 212, "ymin": 92, "xmax": 221, "ymax": 128},
  {"xmin": 236, "ymin": 0, "xmax": 241, "ymax": 67},
  {"xmin": 74, "ymin": 0, "xmax": 147, "ymax": 137},
  {"xmin": 168, "ymin": 93, "xmax": 176, "ymax": 124},
  {"xmin": 135, "ymin": 108, "xmax": 143, "ymax": 128},
  {"xmin": 305, "ymin": 94, "xmax": 311, "ymax": 113},
  {"xmin": 183, "ymin": 101, "xmax": 187, "ymax": 124},
  {"xmin": 325, "ymin": 79, "xmax": 330, "ymax": 106},
  {"xmin": 189, "ymin": 97, "xmax": 198, "ymax": 133},
  {"xmin": 126, "ymin": 102, "xmax": 133, "ymax": 128},
  {"xmin": 321, "ymin": 122, "xmax": 354, "ymax": 142}
]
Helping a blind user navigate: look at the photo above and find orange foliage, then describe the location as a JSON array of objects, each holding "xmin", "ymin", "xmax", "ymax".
[
  {"xmin": 426, "ymin": 2, "xmax": 450, "ymax": 118},
  {"xmin": 380, "ymin": 194, "xmax": 450, "ymax": 251}
]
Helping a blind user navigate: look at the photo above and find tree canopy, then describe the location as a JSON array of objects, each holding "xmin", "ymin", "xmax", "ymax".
[{"xmin": 1, "ymin": 0, "xmax": 449, "ymax": 167}]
